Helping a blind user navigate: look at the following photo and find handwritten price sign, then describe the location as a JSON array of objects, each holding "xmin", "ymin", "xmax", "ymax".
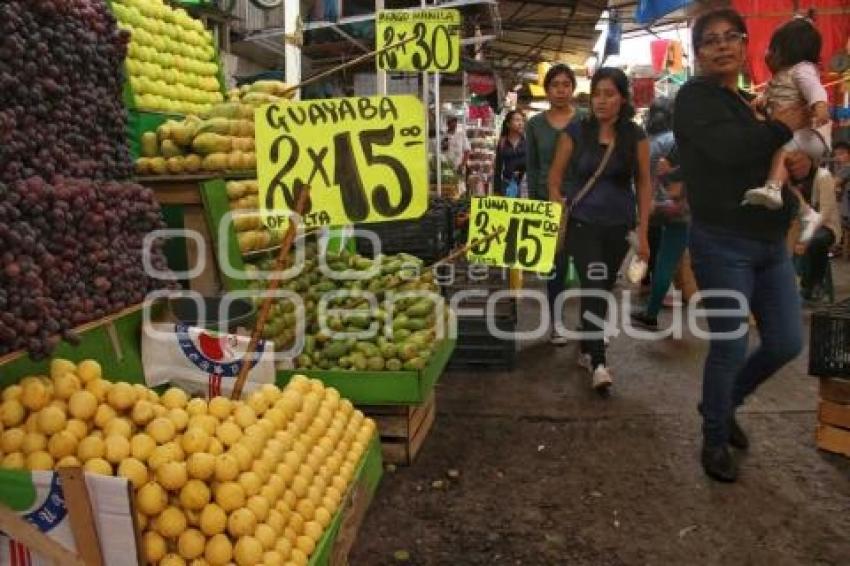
[
  {"xmin": 255, "ymin": 95, "xmax": 428, "ymax": 230},
  {"xmin": 376, "ymin": 9, "xmax": 460, "ymax": 73},
  {"xmin": 467, "ymin": 197, "xmax": 563, "ymax": 273}
]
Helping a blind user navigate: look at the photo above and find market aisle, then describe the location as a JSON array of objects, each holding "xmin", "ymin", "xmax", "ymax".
[{"xmin": 350, "ymin": 263, "xmax": 850, "ymax": 565}]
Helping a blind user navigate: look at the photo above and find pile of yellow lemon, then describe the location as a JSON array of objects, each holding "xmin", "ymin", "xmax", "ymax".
[{"xmin": 0, "ymin": 358, "xmax": 376, "ymax": 566}]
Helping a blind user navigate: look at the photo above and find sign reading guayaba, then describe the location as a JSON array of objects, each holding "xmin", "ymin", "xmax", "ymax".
[
  {"xmin": 467, "ymin": 197, "xmax": 563, "ymax": 273},
  {"xmin": 376, "ymin": 8, "xmax": 461, "ymax": 73},
  {"xmin": 256, "ymin": 95, "xmax": 428, "ymax": 230}
]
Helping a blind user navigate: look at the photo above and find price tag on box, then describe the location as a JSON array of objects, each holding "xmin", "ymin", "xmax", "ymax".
[
  {"xmin": 376, "ymin": 9, "xmax": 461, "ymax": 73},
  {"xmin": 466, "ymin": 197, "xmax": 563, "ymax": 273},
  {"xmin": 255, "ymin": 95, "xmax": 428, "ymax": 230}
]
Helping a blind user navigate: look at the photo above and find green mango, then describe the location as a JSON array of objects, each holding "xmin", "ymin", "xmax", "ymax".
[
  {"xmin": 312, "ymin": 351, "xmax": 324, "ymax": 363},
  {"xmin": 355, "ymin": 342, "xmax": 380, "ymax": 358},
  {"xmin": 350, "ymin": 353, "xmax": 368, "ymax": 371},
  {"xmin": 381, "ymin": 261, "xmax": 401, "ymax": 275},
  {"xmin": 392, "ymin": 314, "xmax": 409, "ymax": 331},
  {"xmin": 322, "ymin": 341, "xmax": 350, "ymax": 360},
  {"xmin": 392, "ymin": 329, "xmax": 412, "ymax": 343},
  {"xmin": 406, "ymin": 299, "xmax": 435, "ymax": 318},
  {"xmin": 354, "ymin": 257, "xmax": 373, "ymax": 270},
  {"xmin": 295, "ymin": 354, "xmax": 312, "ymax": 368},
  {"xmin": 339, "ymin": 356, "xmax": 352, "ymax": 369},
  {"xmin": 345, "ymin": 314, "xmax": 371, "ymax": 329},
  {"xmin": 367, "ymin": 356, "xmax": 385, "ymax": 371},
  {"xmin": 399, "ymin": 343, "xmax": 420, "ymax": 361},
  {"xmin": 318, "ymin": 359, "xmax": 332, "ymax": 370},
  {"xmin": 403, "ymin": 319, "xmax": 428, "ymax": 332},
  {"xmin": 385, "ymin": 358, "xmax": 403, "ymax": 371},
  {"xmin": 403, "ymin": 357, "xmax": 427, "ymax": 371},
  {"xmin": 380, "ymin": 343, "xmax": 398, "ymax": 359},
  {"xmin": 419, "ymin": 349, "xmax": 433, "ymax": 361}
]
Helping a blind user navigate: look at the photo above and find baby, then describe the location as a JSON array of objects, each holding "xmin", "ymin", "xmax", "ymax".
[{"xmin": 744, "ymin": 13, "xmax": 831, "ymax": 243}]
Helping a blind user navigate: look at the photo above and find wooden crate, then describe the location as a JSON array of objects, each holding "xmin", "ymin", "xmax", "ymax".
[
  {"xmin": 816, "ymin": 378, "xmax": 850, "ymax": 458},
  {"xmin": 362, "ymin": 393, "xmax": 436, "ymax": 466}
]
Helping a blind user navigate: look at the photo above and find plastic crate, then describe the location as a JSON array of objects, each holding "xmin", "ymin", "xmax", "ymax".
[
  {"xmin": 448, "ymin": 315, "xmax": 517, "ymax": 370},
  {"xmin": 448, "ymin": 343, "xmax": 517, "ymax": 370},
  {"xmin": 355, "ymin": 209, "xmax": 451, "ymax": 262},
  {"xmin": 809, "ymin": 298, "xmax": 850, "ymax": 378}
]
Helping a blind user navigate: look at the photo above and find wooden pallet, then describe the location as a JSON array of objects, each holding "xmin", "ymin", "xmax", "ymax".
[
  {"xmin": 361, "ymin": 393, "xmax": 436, "ymax": 466},
  {"xmin": 817, "ymin": 378, "xmax": 850, "ymax": 458}
]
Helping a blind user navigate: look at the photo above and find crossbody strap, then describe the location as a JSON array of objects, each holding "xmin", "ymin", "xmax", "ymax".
[{"xmin": 569, "ymin": 138, "xmax": 616, "ymax": 210}]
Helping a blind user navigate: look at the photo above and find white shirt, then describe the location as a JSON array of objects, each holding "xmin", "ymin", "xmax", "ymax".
[{"xmin": 446, "ymin": 128, "xmax": 471, "ymax": 170}]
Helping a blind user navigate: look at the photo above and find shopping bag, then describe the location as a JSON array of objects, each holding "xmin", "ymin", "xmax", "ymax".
[{"xmin": 142, "ymin": 323, "xmax": 276, "ymax": 399}]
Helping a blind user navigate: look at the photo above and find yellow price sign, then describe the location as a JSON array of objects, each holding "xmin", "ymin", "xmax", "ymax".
[
  {"xmin": 376, "ymin": 9, "xmax": 461, "ymax": 73},
  {"xmin": 466, "ymin": 197, "xmax": 563, "ymax": 273},
  {"xmin": 255, "ymin": 95, "xmax": 428, "ymax": 230}
]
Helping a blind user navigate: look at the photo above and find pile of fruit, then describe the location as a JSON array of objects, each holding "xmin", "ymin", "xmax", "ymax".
[
  {"xmin": 135, "ymin": 116, "xmax": 257, "ymax": 176},
  {"xmin": 246, "ymin": 244, "xmax": 447, "ymax": 372},
  {"xmin": 0, "ymin": 0, "xmax": 133, "ymax": 184},
  {"xmin": 111, "ymin": 0, "xmax": 223, "ymax": 115},
  {"xmin": 134, "ymin": 81, "xmax": 294, "ymax": 176},
  {"xmin": 0, "ymin": 358, "xmax": 375, "ymax": 565},
  {"xmin": 226, "ymin": 180, "xmax": 282, "ymax": 255},
  {"xmin": 0, "ymin": 177, "xmax": 171, "ymax": 359}
]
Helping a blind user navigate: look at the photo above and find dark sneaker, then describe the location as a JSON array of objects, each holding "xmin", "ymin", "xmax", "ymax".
[
  {"xmin": 701, "ymin": 444, "xmax": 738, "ymax": 483},
  {"xmin": 630, "ymin": 311, "xmax": 659, "ymax": 331}
]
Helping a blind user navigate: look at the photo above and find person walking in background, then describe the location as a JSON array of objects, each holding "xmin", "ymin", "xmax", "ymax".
[
  {"xmin": 790, "ymin": 161, "xmax": 841, "ymax": 303},
  {"xmin": 445, "ymin": 116, "xmax": 470, "ymax": 182},
  {"xmin": 548, "ymin": 67, "xmax": 652, "ymax": 393},
  {"xmin": 631, "ymin": 145, "xmax": 690, "ymax": 330},
  {"xmin": 525, "ymin": 64, "xmax": 583, "ymax": 345},
  {"xmin": 494, "ymin": 110, "xmax": 527, "ymax": 197},
  {"xmin": 641, "ymin": 98, "xmax": 677, "ymax": 293},
  {"xmin": 674, "ymin": 8, "xmax": 806, "ymax": 482}
]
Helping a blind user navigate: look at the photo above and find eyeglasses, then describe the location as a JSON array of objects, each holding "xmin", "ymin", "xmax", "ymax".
[{"xmin": 699, "ymin": 31, "xmax": 747, "ymax": 50}]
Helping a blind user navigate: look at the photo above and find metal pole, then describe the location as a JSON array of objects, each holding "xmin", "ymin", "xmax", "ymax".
[{"xmin": 435, "ymin": 72, "xmax": 441, "ymax": 197}]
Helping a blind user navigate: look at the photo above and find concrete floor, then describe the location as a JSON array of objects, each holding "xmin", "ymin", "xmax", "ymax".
[{"xmin": 350, "ymin": 260, "xmax": 850, "ymax": 565}]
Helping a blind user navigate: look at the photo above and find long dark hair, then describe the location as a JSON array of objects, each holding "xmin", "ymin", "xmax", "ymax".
[
  {"xmin": 499, "ymin": 110, "xmax": 524, "ymax": 147},
  {"xmin": 580, "ymin": 67, "xmax": 640, "ymax": 175}
]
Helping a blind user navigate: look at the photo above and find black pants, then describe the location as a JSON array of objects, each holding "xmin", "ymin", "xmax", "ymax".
[
  {"xmin": 566, "ymin": 220, "xmax": 631, "ymax": 367},
  {"xmin": 801, "ymin": 226, "xmax": 835, "ymax": 293}
]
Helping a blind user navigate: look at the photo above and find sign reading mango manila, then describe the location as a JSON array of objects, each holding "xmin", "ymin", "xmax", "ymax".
[
  {"xmin": 256, "ymin": 95, "xmax": 428, "ymax": 230},
  {"xmin": 376, "ymin": 9, "xmax": 461, "ymax": 73},
  {"xmin": 467, "ymin": 197, "xmax": 563, "ymax": 273}
]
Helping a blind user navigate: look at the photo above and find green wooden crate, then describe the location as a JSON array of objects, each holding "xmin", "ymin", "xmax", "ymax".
[
  {"xmin": 309, "ymin": 434, "xmax": 383, "ymax": 565},
  {"xmin": 0, "ymin": 305, "xmax": 155, "ymax": 388},
  {"xmin": 277, "ymin": 339, "xmax": 455, "ymax": 405}
]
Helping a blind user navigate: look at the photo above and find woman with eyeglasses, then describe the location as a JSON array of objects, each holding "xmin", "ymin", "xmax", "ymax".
[{"xmin": 673, "ymin": 8, "xmax": 807, "ymax": 483}]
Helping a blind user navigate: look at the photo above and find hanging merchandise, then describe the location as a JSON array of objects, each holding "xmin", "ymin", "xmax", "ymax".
[
  {"xmin": 468, "ymin": 73, "xmax": 497, "ymax": 96},
  {"xmin": 650, "ymin": 39, "xmax": 672, "ymax": 73},
  {"xmin": 604, "ymin": 10, "xmax": 622, "ymax": 61},
  {"xmin": 633, "ymin": 77, "xmax": 656, "ymax": 109},
  {"xmin": 636, "ymin": 0, "xmax": 693, "ymax": 25}
]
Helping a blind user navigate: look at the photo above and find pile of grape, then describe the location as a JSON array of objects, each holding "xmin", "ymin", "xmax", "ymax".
[
  {"xmin": 0, "ymin": 0, "xmax": 133, "ymax": 183},
  {"xmin": 0, "ymin": 177, "xmax": 171, "ymax": 359}
]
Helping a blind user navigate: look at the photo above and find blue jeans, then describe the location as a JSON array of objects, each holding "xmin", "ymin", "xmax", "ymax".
[
  {"xmin": 689, "ymin": 223, "xmax": 803, "ymax": 447},
  {"xmin": 645, "ymin": 222, "xmax": 690, "ymax": 317}
]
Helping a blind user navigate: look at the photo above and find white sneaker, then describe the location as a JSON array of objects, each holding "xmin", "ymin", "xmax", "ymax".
[
  {"xmin": 549, "ymin": 329, "xmax": 568, "ymax": 346},
  {"xmin": 577, "ymin": 353, "xmax": 593, "ymax": 372},
  {"xmin": 799, "ymin": 208, "xmax": 823, "ymax": 244},
  {"xmin": 592, "ymin": 365, "xmax": 613, "ymax": 392},
  {"xmin": 743, "ymin": 183, "xmax": 783, "ymax": 210}
]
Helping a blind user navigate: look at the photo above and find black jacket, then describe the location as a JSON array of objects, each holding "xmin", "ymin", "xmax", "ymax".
[{"xmin": 673, "ymin": 77, "xmax": 794, "ymax": 241}]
